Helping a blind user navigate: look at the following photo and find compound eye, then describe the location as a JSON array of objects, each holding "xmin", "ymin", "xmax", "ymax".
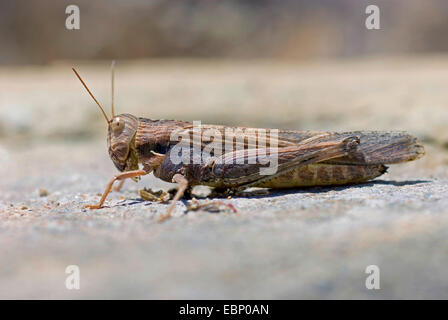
[{"xmin": 112, "ymin": 117, "xmax": 125, "ymax": 134}]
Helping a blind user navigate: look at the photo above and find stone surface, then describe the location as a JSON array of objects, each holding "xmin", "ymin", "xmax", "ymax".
[{"xmin": 1, "ymin": 58, "xmax": 448, "ymax": 299}]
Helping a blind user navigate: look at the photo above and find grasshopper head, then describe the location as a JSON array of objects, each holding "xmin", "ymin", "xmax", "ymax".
[
  {"xmin": 72, "ymin": 64, "xmax": 140, "ymax": 172},
  {"xmin": 107, "ymin": 114, "xmax": 139, "ymax": 172}
]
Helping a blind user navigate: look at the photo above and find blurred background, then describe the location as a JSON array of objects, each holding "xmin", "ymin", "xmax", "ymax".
[
  {"xmin": 2, "ymin": 0, "xmax": 448, "ymax": 299},
  {"xmin": 2, "ymin": 0, "xmax": 448, "ymax": 64},
  {"xmin": 1, "ymin": 0, "xmax": 448, "ymax": 144}
]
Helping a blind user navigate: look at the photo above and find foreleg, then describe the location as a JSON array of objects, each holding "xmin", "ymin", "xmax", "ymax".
[{"xmin": 84, "ymin": 169, "xmax": 147, "ymax": 209}]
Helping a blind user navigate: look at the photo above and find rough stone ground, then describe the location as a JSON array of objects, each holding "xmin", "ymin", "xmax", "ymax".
[{"xmin": 1, "ymin": 57, "xmax": 448, "ymax": 299}]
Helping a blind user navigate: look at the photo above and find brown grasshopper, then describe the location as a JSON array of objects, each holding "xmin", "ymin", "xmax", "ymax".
[{"xmin": 72, "ymin": 64, "xmax": 425, "ymax": 221}]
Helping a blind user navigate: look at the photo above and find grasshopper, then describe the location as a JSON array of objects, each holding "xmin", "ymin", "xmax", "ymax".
[{"xmin": 72, "ymin": 64, "xmax": 425, "ymax": 221}]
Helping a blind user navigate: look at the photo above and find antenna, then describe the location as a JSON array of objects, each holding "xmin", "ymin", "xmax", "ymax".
[
  {"xmin": 72, "ymin": 67, "xmax": 110, "ymax": 123},
  {"xmin": 111, "ymin": 60, "xmax": 116, "ymax": 117}
]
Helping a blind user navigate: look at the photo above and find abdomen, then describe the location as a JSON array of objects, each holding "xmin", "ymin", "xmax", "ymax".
[{"xmin": 253, "ymin": 164, "xmax": 387, "ymax": 188}]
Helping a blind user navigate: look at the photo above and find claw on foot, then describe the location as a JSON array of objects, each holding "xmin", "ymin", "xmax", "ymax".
[{"xmin": 83, "ymin": 204, "xmax": 102, "ymax": 210}]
